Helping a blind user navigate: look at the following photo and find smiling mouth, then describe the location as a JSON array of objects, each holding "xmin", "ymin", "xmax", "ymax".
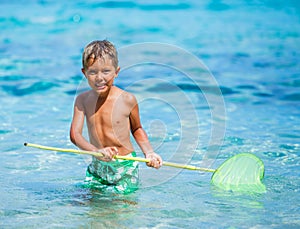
[{"xmin": 95, "ymin": 83, "xmax": 106, "ymax": 90}]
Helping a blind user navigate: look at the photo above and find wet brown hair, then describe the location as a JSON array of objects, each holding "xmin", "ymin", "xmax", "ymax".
[{"xmin": 82, "ymin": 40, "xmax": 118, "ymax": 70}]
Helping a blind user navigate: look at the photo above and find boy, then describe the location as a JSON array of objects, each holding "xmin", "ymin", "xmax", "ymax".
[{"xmin": 70, "ymin": 40, "xmax": 162, "ymax": 193}]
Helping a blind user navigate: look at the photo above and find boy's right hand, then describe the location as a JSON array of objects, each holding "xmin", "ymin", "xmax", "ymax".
[{"xmin": 96, "ymin": 147, "xmax": 118, "ymax": 161}]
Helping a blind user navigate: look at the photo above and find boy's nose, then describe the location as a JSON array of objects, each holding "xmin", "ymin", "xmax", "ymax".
[{"xmin": 95, "ymin": 73, "xmax": 105, "ymax": 80}]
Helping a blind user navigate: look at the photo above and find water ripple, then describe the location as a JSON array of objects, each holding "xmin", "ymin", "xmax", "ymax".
[
  {"xmin": 281, "ymin": 93, "xmax": 300, "ymax": 101},
  {"xmin": 2, "ymin": 81, "xmax": 58, "ymax": 96},
  {"xmin": 79, "ymin": 1, "xmax": 190, "ymax": 11},
  {"xmin": 145, "ymin": 82, "xmax": 239, "ymax": 95}
]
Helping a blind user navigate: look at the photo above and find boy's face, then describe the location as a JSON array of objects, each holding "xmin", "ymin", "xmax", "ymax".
[{"xmin": 82, "ymin": 56, "xmax": 120, "ymax": 95}]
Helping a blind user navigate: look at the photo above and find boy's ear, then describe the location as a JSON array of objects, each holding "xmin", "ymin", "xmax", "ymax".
[
  {"xmin": 115, "ymin": 66, "xmax": 120, "ymax": 76},
  {"xmin": 81, "ymin": 68, "xmax": 87, "ymax": 77}
]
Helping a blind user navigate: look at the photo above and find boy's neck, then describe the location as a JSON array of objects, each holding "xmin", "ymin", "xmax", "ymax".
[
  {"xmin": 92, "ymin": 90, "xmax": 110, "ymax": 112},
  {"xmin": 92, "ymin": 85, "xmax": 115, "ymax": 101}
]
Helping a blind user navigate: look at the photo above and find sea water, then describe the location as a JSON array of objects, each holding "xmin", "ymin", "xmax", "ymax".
[{"xmin": 1, "ymin": 0, "xmax": 299, "ymax": 228}]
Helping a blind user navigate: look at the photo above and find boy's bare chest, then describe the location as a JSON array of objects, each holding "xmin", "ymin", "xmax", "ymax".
[{"xmin": 85, "ymin": 99, "xmax": 129, "ymax": 127}]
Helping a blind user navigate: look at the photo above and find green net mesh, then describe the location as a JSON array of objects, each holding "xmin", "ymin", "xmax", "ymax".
[{"xmin": 211, "ymin": 153, "xmax": 266, "ymax": 193}]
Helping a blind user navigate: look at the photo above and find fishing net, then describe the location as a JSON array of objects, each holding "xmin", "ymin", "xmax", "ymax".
[
  {"xmin": 211, "ymin": 153, "xmax": 266, "ymax": 193},
  {"xmin": 24, "ymin": 143, "xmax": 267, "ymax": 193}
]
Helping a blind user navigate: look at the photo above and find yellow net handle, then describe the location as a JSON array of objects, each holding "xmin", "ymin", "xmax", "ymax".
[{"xmin": 24, "ymin": 142, "xmax": 215, "ymax": 173}]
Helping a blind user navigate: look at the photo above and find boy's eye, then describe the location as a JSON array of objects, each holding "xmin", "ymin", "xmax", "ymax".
[
  {"xmin": 89, "ymin": 71, "xmax": 97, "ymax": 75},
  {"xmin": 103, "ymin": 69, "xmax": 111, "ymax": 74}
]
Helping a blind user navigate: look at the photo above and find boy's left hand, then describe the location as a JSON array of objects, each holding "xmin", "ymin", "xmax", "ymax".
[{"xmin": 146, "ymin": 152, "xmax": 162, "ymax": 169}]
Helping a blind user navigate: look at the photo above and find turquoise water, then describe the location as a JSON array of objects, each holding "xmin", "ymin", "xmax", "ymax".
[{"xmin": 1, "ymin": 0, "xmax": 300, "ymax": 228}]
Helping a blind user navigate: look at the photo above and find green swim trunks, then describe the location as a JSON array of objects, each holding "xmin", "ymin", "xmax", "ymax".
[{"xmin": 84, "ymin": 152, "xmax": 139, "ymax": 194}]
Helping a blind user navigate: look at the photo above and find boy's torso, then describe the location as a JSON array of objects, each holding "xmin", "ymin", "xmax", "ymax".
[{"xmin": 82, "ymin": 86, "xmax": 135, "ymax": 155}]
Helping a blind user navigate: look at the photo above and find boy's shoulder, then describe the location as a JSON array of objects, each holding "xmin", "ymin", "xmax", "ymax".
[
  {"xmin": 75, "ymin": 90, "xmax": 95, "ymax": 105},
  {"xmin": 76, "ymin": 90, "xmax": 91, "ymax": 100},
  {"xmin": 113, "ymin": 86, "xmax": 137, "ymax": 105}
]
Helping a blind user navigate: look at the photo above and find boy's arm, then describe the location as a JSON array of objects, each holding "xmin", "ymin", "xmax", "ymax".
[
  {"xmin": 129, "ymin": 98, "xmax": 162, "ymax": 169},
  {"xmin": 70, "ymin": 95, "xmax": 98, "ymax": 151}
]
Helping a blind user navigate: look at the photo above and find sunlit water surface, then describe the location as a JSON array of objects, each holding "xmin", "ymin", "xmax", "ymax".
[{"xmin": 1, "ymin": 1, "xmax": 299, "ymax": 228}]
